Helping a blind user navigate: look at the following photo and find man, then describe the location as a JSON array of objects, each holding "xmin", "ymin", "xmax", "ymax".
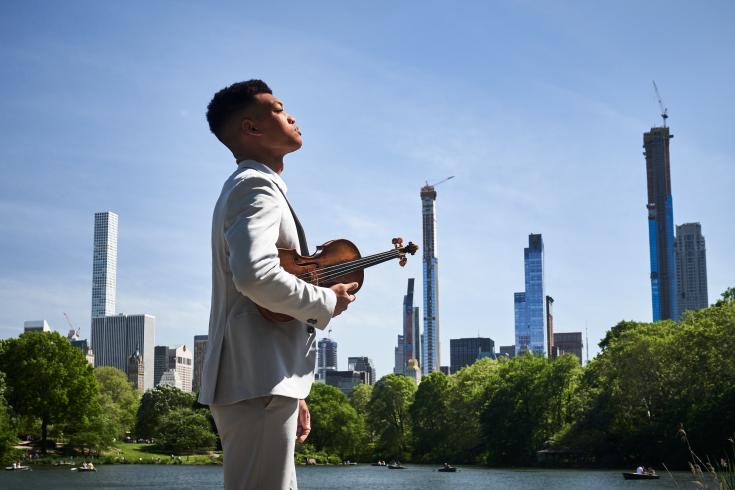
[{"xmin": 198, "ymin": 80, "xmax": 357, "ymax": 489}]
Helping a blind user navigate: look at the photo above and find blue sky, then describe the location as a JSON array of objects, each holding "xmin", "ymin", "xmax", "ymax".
[{"xmin": 1, "ymin": 1, "xmax": 733, "ymax": 377}]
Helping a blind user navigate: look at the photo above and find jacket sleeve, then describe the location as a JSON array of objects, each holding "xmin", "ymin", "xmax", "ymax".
[{"xmin": 224, "ymin": 174, "xmax": 336, "ymax": 329}]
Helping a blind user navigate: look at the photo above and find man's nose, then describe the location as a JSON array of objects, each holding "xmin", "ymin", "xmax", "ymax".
[{"xmin": 287, "ymin": 113, "xmax": 296, "ymax": 124}]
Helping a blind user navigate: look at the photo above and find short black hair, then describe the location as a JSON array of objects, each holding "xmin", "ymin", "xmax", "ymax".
[{"xmin": 206, "ymin": 79, "xmax": 272, "ymax": 138}]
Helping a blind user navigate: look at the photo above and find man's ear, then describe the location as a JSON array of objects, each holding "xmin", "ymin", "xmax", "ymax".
[{"xmin": 241, "ymin": 118, "xmax": 260, "ymax": 136}]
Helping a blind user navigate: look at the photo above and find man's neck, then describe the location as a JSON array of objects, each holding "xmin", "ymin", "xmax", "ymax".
[{"xmin": 235, "ymin": 151, "xmax": 284, "ymax": 174}]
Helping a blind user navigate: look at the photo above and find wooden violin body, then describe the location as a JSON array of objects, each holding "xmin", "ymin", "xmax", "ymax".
[{"xmin": 257, "ymin": 237, "xmax": 417, "ymax": 323}]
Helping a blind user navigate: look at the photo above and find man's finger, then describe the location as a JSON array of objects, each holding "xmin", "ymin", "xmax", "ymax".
[{"xmin": 347, "ymin": 282, "xmax": 359, "ymax": 292}]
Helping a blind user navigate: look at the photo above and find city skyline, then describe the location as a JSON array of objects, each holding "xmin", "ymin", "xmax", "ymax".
[{"xmin": 1, "ymin": 2, "xmax": 734, "ymax": 379}]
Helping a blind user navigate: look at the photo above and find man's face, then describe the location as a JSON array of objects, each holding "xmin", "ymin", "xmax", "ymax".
[{"xmin": 250, "ymin": 93, "xmax": 302, "ymax": 154}]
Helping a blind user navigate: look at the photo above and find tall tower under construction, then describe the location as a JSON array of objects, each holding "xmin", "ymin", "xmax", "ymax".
[
  {"xmin": 420, "ymin": 184, "xmax": 440, "ymax": 374},
  {"xmin": 644, "ymin": 125, "xmax": 678, "ymax": 321}
]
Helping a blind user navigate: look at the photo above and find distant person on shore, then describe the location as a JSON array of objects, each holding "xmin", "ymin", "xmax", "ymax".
[{"xmin": 198, "ymin": 80, "xmax": 356, "ymax": 489}]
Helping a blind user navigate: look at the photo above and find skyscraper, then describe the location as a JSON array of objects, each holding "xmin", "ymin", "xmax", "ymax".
[
  {"xmin": 420, "ymin": 184, "xmax": 441, "ymax": 373},
  {"xmin": 91, "ymin": 313, "xmax": 155, "ymax": 390},
  {"xmin": 154, "ymin": 345, "xmax": 193, "ymax": 392},
  {"xmin": 675, "ymin": 222, "xmax": 708, "ymax": 317},
  {"xmin": 553, "ymin": 332, "xmax": 583, "ymax": 364},
  {"xmin": 154, "ymin": 345, "xmax": 169, "ymax": 386},
  {"xmin": 394, "ymin": 279, "xmax": 421, "ymax": 377},
  {"xmin": 393, "ymin": 334, "xmax": 405, "ymax": 376},
  {"xmin": 348, "ymin": 356, "xmax": 376, "ymax": 385},
  {"xmin": 644, "ymin": 126, "xmax": 678, "ymax": 321},
  {"xmin": 403, "ymin": 279, "xmax": 419, "ymax": 368},
  {"xmin": 91, "ymin": 212, "xmax": 118, "ymax": 319},
  {"xmin": 316, "ymin": 337, "xmax": 337, "ymax": 382},
  {"xmin": 450, "ymin": 337, "xmax": 495, "ymax": 374},
  {"xmin": 514, "ymin": 234, "xmax": 546, "ymax": 355},
  {"xmin": 192, "ymin": 335, "xmax": 208, "ymax": 393}
]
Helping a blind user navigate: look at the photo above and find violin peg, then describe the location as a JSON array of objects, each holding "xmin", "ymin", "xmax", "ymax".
[
  {"xmin": 399, "ymin": 257, "xmax": 407, "ymax": 267},
  {"xmin": 392, "ymin": 237, "xmax": 403, "ymax": 246}
]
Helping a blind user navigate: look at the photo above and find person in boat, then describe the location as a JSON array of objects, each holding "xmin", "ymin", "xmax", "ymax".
[
  {"xmin": 646, "ymin": 467, "xmax": 656, "ymax": 475},
  {"xmin": 636, "ymin": 465, "xmax": 644, "ymax": 475}
]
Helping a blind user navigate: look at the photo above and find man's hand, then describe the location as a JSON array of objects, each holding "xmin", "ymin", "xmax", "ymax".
[
  {"xmin": 296, "ymin": 399, "xmax": 311, "ymax": 444},
  {"xmin": 330, "ymin": 282, "xmax": 357, "ymax": 317}
]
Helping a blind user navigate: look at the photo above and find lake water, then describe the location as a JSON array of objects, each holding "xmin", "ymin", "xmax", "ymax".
[{"xmin": 0, "ymin": 464, "xmax": 702, "ymax": 489}]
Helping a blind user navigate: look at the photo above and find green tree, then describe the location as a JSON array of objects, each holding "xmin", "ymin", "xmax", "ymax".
[
  {"xmin": 0, "ymin": 373, "xmax": 18, "ymax": 464},
  {"xmin": 95, "ymin": 366, "xmax": 139, "ymax": 437},
  {"xmin": 64, "ymin": 407, "xmax": 117, "ymax": 455},
  {"xmin": 446, "ymin": 358, "xmax": 501, "ymax": 463},
  {"xmin": 410, "ymin": 372, "xmax": 451, "ymax": 462},
  {"xmin": 480, "ymin": 353, "xmax": 581, "ymax": 466},
  {"xmin": 367, "ymin": 374, "xmax": 416, "ymax": 461},
  {"xmin": 349, "ymin": 383, "xmax": 372, "ymax": 421},
  {"xmin": 0, "ymin": 331, "xmax": 97, "ymax": 451},
  {"xmin": 713, "ymin": 287, "xmax": 735, "ymax": 307},
  {"xmin": 307, "ymin": 383, "xmax": 366, "ymax": 459},
  {"xmin": 561, "ymin": 299, "xmax": 735, "ymax": 467},
  {"xmin": 157, "ymin": 408, "xmax": 216, "ymax": 453},
  {"xmin": 135, "ymin": 384, "xmax": 196, "ymax": 440}
]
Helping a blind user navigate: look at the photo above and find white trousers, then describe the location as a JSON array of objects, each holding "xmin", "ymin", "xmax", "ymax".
[{"xmin": 211, "ymin": 395, "xmax": 299, "ymax": 490}]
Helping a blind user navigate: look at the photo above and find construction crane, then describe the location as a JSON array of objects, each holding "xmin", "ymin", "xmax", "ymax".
[
  {"xmin": 63, "ymin": 312, "xmax": 80, "ymax": 339},
  {"xmin": 652, "ymin": 80, "xmax": 669, "ymax": 127},
  {"xmin": 425, "ymin": 175, "xmax": 455, "ymax": 188}
]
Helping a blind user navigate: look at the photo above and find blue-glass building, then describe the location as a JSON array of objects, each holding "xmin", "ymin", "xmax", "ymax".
[
  {"xmin": 644, "ymin": 126, "xmax": 678, "ymax": 321},
  {"xmin": 514, "ymin": 234, "xmax": 546, "ymax": 356}
]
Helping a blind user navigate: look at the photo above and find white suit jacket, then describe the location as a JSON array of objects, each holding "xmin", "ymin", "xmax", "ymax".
[{"xmin": 198, "ymin": 160, "xmax": 337, "ymax": 406}]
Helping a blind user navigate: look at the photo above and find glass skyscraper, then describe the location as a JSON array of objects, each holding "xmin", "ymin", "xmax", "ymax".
[
  {"xmin": 396, "ymin": 278, "xmax": 420, "ymax": 374},
  {"xmin": 514, "ymin": 234, "xmax": 546, "ymax": 355},
  {"xmin": 91, "ymin": 211, "xmax": 118, "ymax": 319},
  {"xmin": 644, "ymin": 126, "xmax": 678, "ymax": 321},
  {"xmin": 316, "ymin": 337, "xmax": 337, "ymax": 382},
  {"xmin": 420, "ymin": 184, "xmax": 440, "ymax": 374}
]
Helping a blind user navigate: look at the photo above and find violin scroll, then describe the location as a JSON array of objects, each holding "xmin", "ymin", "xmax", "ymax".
[{"xmin": 393, "ymin": 237, "xmax": 419, "ymax": 267}]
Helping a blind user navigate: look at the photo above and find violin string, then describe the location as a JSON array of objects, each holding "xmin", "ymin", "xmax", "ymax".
[
  {"xmin": 306, "ymin": 252, "xmax": 402, "ymax": 284},
  {"xmin": 301, "ymin": 250, "xmax": 400, "ymax": 280},
  {"xmin": 297, "ymin": 251, "xmax": 399, "ymax": 283},
  {"xmin": 294, "ymin": 250, "xmax": 398, "ymax": 280}
]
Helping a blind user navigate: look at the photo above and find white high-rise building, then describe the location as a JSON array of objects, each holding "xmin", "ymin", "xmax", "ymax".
[
  {"xmin": 675, "ymin": 222, "xmax": 709, "ymax": 318},
  {"xmin": 91, "ymin": 314, "xmax": 155, "ymax": 390},
  {"xmin": 91, "ymin": 212, "xmax": 118, "ymax": 319},
  {"xmin": 159, "ymin": 369, "xmax": 183, "ymax": 390},
  {"xmin": 24, "ymin": 320, "xmax": 51, "ymax": 332},
  {"xmin": 154, "ymin": 344, "xmax": 193, "ymax": 392},
  {"xmin": 420, "ymin": 184, "xmax": 441, "ymax": 374}
]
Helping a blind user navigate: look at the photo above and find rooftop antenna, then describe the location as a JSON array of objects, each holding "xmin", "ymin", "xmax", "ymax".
[{"xmin": 652, "ymin": 80, "xmax": 669, "ymax": 128}]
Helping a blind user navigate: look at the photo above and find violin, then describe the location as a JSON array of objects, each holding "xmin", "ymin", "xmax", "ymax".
[{"xmin": 258, "ymin": 237, "xmax": 418, "ymax": 322}]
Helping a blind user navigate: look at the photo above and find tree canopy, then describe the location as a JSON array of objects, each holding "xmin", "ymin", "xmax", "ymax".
[
  {"xmin": 135, "ymin": 384, "xmax": 197, "ymax": 440},
  {"xmin": 0, "ymin": 331, "xmax": 97, "ymax": 449}
]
